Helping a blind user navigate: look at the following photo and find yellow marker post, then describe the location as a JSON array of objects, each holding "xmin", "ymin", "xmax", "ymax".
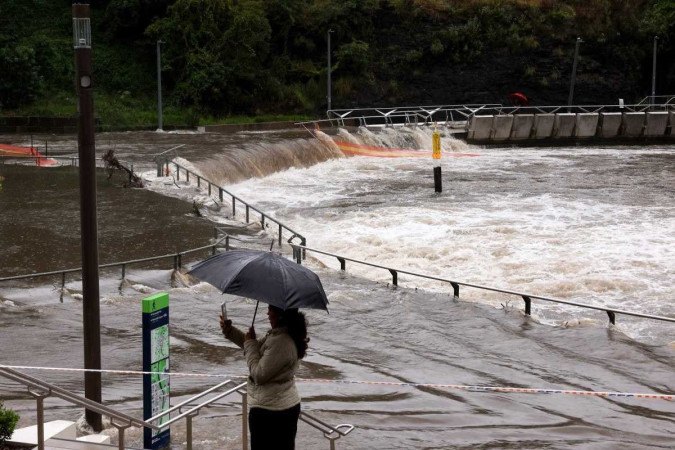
[{"xmin": 432, "ymin": 125, "xmax": 442, "ymax": 192}]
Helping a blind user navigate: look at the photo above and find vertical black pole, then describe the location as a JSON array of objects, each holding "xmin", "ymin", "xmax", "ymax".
[
  {"xmin": 73, "ymin": 3, "xmax": 102, "ymax": 432},
  {"xmin": 567, "ymin": 37, "xmax": 582, "ymax": 112},
  {"xmin": 327, "ymin": 29, "xmax": 333, "ymax": 113},
  {"xmin": 434, "ymin": 166, "xmax": 442, "ymax": 193},
  {"xmin": 651, "ymin": 36, "xmax": 658, "ymax": 106},
  {"xmin": 156, "ymin": 40, "xmax": 163, "ymax": 131}
]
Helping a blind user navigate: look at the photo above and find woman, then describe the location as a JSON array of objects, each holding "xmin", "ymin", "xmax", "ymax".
[{"xmin": 220, "ymin": 305, "xmax": 309, "ymax": 450}]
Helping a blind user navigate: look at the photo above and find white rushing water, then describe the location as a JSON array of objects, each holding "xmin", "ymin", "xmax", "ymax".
[{"xmin": 156, "ymin": 128, "xmax": 674, "ymax": 342}]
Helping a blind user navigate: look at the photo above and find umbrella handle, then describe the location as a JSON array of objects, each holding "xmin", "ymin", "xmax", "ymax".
[{"xmin": 251, "ymin": 301, "xmax": 259, "ymax": 327}]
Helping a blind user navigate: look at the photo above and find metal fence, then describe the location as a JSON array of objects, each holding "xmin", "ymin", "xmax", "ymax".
[{"xmin": 290, "ymin": 244, "xmax": 675, "ymax": 326}]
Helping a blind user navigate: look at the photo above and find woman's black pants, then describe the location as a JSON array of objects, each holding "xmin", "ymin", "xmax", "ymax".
[{"xmin": 249, "ymin": 403, "xmax": 301, "ymax": 450}]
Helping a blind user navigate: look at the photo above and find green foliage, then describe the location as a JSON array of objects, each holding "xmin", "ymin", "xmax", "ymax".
[
  {"xmin": 0, "ymin": 401, "xmax": 19, "ymax": 445},
  {"xmin": 1, "ymin": 0, "xmax": 674, "ymax": 124},
  {"xmin": 0, "ymin": 44, "xmax": 42, "ymax": 109}
]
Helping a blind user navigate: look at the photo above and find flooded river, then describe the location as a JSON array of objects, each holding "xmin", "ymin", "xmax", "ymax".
[{"xmin": 0, "ymin": 129, "xmax": 673, "ymax": 449}]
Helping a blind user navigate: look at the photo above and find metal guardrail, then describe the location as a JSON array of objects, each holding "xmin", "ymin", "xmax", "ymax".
[
  {"xmin": 636, "ymin": 95, "xmax": 675, "ymax": 106},
  {"xmin": 0, "ymin": 241, "xmax": 221, "ymax": 300},
  {"xmin": 0, "ymin": 366, "xmax": 156, "ymax": 450},
  {"xmin": 290, "ymin": 244, "xmax": 675, "ymax": 326},
  {"xmin": 0, "ymin": 154, "xmax": 136, "ymax": 174},
  {"xmin": 167, "ymin": 161, "xmax": 306, "ymax": 251},
  {"xmin": 0, "ymin": 367, "xmax": 354, "ymax": 450},
  {"xmin": 298, "ymin": 100, "xmax": 675, "ymax": 129}
]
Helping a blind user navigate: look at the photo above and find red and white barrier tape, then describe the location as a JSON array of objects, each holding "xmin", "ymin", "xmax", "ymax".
[{"xmin": 0, "ymin": 365, "xmax": 672, "ymax": 401}]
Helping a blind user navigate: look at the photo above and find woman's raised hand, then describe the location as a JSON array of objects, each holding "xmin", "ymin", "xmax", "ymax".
[
  {"xmin": 220, "ymin": 314, "xmax": 232, "ymax": 335},
  {"xmin": 245, "ymin": 326, "xmax": 256, "ymax": 341}
]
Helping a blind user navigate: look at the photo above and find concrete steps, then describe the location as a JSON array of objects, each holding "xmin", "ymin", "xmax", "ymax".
[{"xmin": 9, "ymin": 420, "xmax": 115, "ymax": 450}]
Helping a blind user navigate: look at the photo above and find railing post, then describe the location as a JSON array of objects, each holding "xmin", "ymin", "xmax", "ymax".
[
  {"xmin": 450, "ymin": 282, "xmax": 459, "ymax": 298},
  {"xmin": 61, "ymin": 272, "xmax": 66, "ymax": 303},
  {"xmin": 607, "ymin": 310, "xmax": 616, "ymax": 325},
  {"xmin": 173, "ymin": 254, "xmax": 178, "ymax": 270},
  {"xmin": 522, "ymin": 295, "xmax": 531, "ymax": 315},
  {"xmin": 219, "ymin": 188, "xmax": 223, "ymax": 202},
  {"xmin": 121, "ymin": 264, "xmax": 126, "ymax": 280},
  {"xmin": 337, "ymin": 257, "xmax": 346, "ymax": 271},
  {"xmin": 208, "ymin": 181, "xmax": 211, "ymax": 196},
  {"xmin": 178, "ymin": 253, "xmax": 182, "ymax": 269},
  {"xmin": 232, "ymin": 198, "xmax": 236, "ymax": 216},
  {"xmin": 389, "ymin": 269, "xmax": 398, "ymax": 286},
  {"xmin": 225, "ymin": 236, "xmax": 230, "ymax": 251},
  {"xmin": 156, "ymin": 161, "xmax": 162, "ymax": 177},
  {"xmin": 301, "ymin": 237, "xmax": 306, "ymax": 260},
  {"xmin": 261, "ymin": 213, "xmax": 265, "ymax": 229},
  {"xmin": 176, "ymin": 164, "xmax": 180, "ymax": 181},
  {"xmin": 186, "ymin": 414, "xmax": 193, "ymax": 450},
  {"xmin": 116, "ymin": 425, "xmax": 125, "ymax": 450},
  {"xmin": 246, "ymin": 205, "xmax": 249, "ymax": 223},
  {"xmin": 278, "ymin": 224, "xmax": 282, "ymax": 246},
  {"xmin": 186, "ymin": 170, "xmax": 190, "ymax": 183},
  {"xmin": 295, "ymin": 247, "xmax": 302, "ymax": 264},
  {"xmin": 36, "ymin": 395, "xmax": 45, "ymax": 450},
  {"xmin": 197, "ymin": 175, "xmax": 201, "ymax": 188}
]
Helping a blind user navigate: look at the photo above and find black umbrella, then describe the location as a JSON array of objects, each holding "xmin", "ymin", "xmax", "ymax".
[{"xmin": 188, "ymin": 249, "xmax": 329, "ymax": 324}]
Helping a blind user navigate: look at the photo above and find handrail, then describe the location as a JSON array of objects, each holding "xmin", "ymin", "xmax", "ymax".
[
  {"xmin": 0, "ymin": 367, "xmax": 157, "ymax": 450},
  {"xmin": 170, "ymin": 161, "xmax": 306, "ymax": 252},
  {"xmin": 290, "ymin": 244, "xmax": 674, "ymax": 326},
  {"xmin": 1, "ymin": 368, "xmax": 354, "ymax": 450},
  {"xmin": 299, "ymin": 101, "xmax": 675, "ymax": 129},
  {"xmin": 0, "ymin": 241, "xmax": 220, "ymax": 283}
]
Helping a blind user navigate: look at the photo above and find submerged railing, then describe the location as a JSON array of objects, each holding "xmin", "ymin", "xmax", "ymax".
[
  {"xmin": 165, "ymin": 161, "xmax": 306, "ymax": 251},
  {"xmin": 290, "ymin": 244, "xmax": 675, "ymax": 326},
  {"xmin": 0, "ymin": 367, "xmax": 354, "ymax": 450}
]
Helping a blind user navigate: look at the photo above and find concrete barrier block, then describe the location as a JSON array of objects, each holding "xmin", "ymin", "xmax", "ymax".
[
  {"xmin": 669, "ymin": 111, "xmax": 675, "ymax": 136},
  {"xmin": 491, "ymin": 115, "xmax": 514, "ymax": 140},
  {"xmin": 533, "ymin": 114, "xmax": 555, "ymax": 138},
  {"xmin": 598, "ymin": 112, "xmax": 622, "ymax": 138},
  {"xmin": 574, "ymin": 113, "xmax": 599, "ymax": 138},
  {"xmin": 553, "ymin": 113, "xmax": 576, "ymax": 138},
  {"xmin": 510, "ymin": 114, "xmax": 534, "ymax": 139},
  {"xmin": 467, "ymin": 115, "xmax": 493, "ymax": 140},
  {"xmin": 644, "ymin": 111, "xmax": 669, "ymax": 136},
  {"xmin": 621, "ymin": 112, "xmax": 645, "ymax": 137}
]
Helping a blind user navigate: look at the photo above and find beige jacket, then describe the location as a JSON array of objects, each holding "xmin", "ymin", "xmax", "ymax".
[{"xmin": 225, "ymin": 325, "xmax": 301, "ymax": 411}]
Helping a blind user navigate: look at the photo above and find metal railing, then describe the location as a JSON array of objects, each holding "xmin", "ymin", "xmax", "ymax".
[
  {"xmin": 301, "ymin": 104, "xmax": 501, "ymax": 128},
  {"xmin": 290, "ymin": 244, "xmax": 675, "ymax": 326},
  {"xmin": 298, "ymin": 100, "xmax": 675, "ymax": 129},
  {"xmin": 0, "ymin": 366, "xmax": 156, "ymax": 450},
  {"xmin": 0, "ymin": 367, "xmax": 354, "ymax": 450},
  {"xmin": 169, "ymin": 161, "xmax": 306, "ymax": 251},
  {"xmin": 0, "ymin": 154, "xmax": 136, "ymax": 174},
  {"xmin": 0, "ymin": 241, "xmax": 221, "ymax": 299},
  {"xmin": 636, "ymin": 95, "xmax": 675, "ymax": 106}
]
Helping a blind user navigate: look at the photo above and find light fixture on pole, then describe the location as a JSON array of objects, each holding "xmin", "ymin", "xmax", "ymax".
[
  {"xmin": 157, "ymin": 40, "xmax": 164, "ymax": 132},
  {"xmin": 72, "ymin": 2, "xmax": 102, "ymax": 432},
  {"xmin": 567, "ymin": 37, "xmax": 583, "ymax": 111},
  {"xmin": 327, "ymin": 29, "xmax": 334, "ymax": 113},
  {"xmin": 651, "ymin": 36, "xmax": 658, "ymax": 106}
]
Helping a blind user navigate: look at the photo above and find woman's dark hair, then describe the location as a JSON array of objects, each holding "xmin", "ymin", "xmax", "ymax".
[{"xmin": 273, "ymin": 306, "xmax": 309, "ymax": 359}]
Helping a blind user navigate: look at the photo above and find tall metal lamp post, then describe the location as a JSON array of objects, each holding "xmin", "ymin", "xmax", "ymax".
[
  {"xmin": 651, "ymin": 35, "xmax": 659, "ymax": 106},
  {"xmin": 156, "ymin": 40, "xmax": 164, "ymax": 132},
  {"xmin": 327, "ymin": 29, "xmax": 334, "ymax": 114},
  {"xmin": 567, "ymin": 37, "xmax": 583, "ymax": 111},
  {"xmin": 72, "ymin": 3, "xmax": 102, "ymax": 432}
]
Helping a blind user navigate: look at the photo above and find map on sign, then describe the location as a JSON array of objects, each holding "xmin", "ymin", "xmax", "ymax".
[{"xmin": 151, "ymin": 325, "xmax": 169, "ymax": 363}]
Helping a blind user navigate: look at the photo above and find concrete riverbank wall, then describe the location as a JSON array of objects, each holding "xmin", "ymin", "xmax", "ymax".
[{"xmin": 466, "ymin": 111, "xmax": 674, "ymax": 144}]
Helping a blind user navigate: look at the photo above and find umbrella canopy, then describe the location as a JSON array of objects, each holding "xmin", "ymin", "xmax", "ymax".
[{"xmin": 188, "ymin": 249, "xmax": 329, "ymax": 311}]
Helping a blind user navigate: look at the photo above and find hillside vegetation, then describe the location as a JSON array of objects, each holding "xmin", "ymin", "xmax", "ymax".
[{"xmin": 0, "ymin": 0, "xmax": 673, "ymax": 127}]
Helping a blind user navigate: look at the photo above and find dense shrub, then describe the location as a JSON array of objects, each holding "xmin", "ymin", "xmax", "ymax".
[{"xmin": 0, "ymin": 401, "xmax": 19, "ymax": 445}]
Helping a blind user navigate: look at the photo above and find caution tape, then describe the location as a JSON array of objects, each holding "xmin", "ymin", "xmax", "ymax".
[{"xmin": 0, "ymin": 365, "xmax": 672, "ymax": 401}]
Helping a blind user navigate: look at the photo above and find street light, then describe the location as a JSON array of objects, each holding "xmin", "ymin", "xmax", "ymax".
[
  {"xmin": 327, "ymin": 29, "xmax": 334, "ymax": 113},
  {"xmin": 651, "ymin": 36, "xmax": 659, "ymax": 106},
  {"xmin": 72, "ymin": 2, "xmax": 102, "ymax": 432},
  {"xmin": 567, "ymin": 37, "xmax": 583, "ymax": 111},
  {"xmin": 156, "ymin": 40, "xmax": 164, "ymax": 132}
]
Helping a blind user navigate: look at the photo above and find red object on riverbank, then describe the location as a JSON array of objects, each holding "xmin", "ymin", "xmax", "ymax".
[{"xmin": 0, "ymin": 144, "xmax": 58, "ymax": 166}]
